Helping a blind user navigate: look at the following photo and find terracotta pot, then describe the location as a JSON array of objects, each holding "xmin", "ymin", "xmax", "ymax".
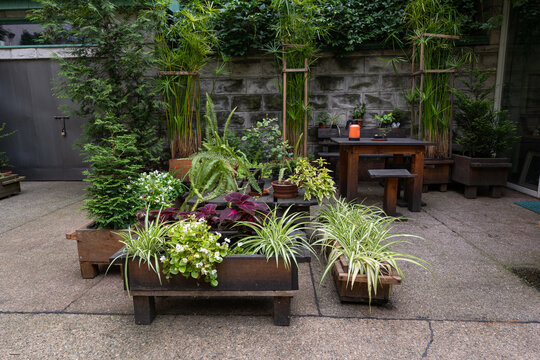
[
  {"xmin": 169, "ymin": 158, "xmax": 192, "ymax": 181},
  {"xmin": 271, "ymin": 180, "xmax": 298, "ymax": 199}
]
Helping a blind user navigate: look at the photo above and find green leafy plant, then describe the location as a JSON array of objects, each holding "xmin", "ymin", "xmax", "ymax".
[
  {"xmin": 155, "ymin": 0, "xmax": 220, "ymax": 159},
  {"xmin": 352, "ymin": 104, "xmax": 366, "ymax": 119},
  {"xmin": 82, "ymin": 121, "xmax": 143, "ymax": 229},
  {"xmin": 113, "ymin": 206, "xmax": 171, "ymax": 291},
  {"xmin": 0, "ymin": 122, "xmax": 16, "ymax": 172},
  {"xmin": 374, "ymin": 113, "xmax": 395, "ymax": 127},
  {"xmin": 129, "ymin": 171, "xmax": 187, "ymax": 210},
  {"xmin": 453, "ymin": 68, "xmax": 518, "ymax": 158},
  {"xmin": 289, "ymin": 158, "xmax": 336, "ymax": 204},
  {"xmin": 316, "ymin": 112, "xmax": 330, "ymax": 127},
  {"xmin": 183, "ymin": 95, "xmax": 260, "ymax": 209},
  {"xmin": 161, "ymin": 217, "xmax": 230, "ymax": 286},
  {"xmin": 239, "ymin": 116, "xmax": 293, "ymax": 163},
  {"xmin": 313, "ymin": 198, "xmax": 430, "ymax": 305},
  {"xmin": 235, "ymin": 206, "xmax": 315, "ymax": 269},
  {"xmin": 270, "ymin": 0, "xmax": 324, "ymax": 157}
]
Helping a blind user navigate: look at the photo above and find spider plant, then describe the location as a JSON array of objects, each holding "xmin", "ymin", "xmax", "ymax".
[
  {"xmin": 235, "ymin": 206, "xmax": 315, "ymax": 269},
  {"xmin": 155, "ymin": 0, "xmax": 219, "ymax": 159},
  {"xmin": 313, "ymin": 198, "xmax": 430, "ymax": 305},
  {"xmin": 269, "ymin": 0, "xmax": 325, "ymax": 157},
  {"xmin": 110, "ymin": 207, "xmax": 171, "ymax": 292},
  {"xmin": 403, "ymin": 0, "xmax": 471, "ymax": 159}
]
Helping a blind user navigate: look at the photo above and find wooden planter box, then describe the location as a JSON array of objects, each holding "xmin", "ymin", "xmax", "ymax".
[
  {"xmin": 66, "ymin": 222, "xmax": 126, "ymax": 279},
  {"xmin": 116, "ymin": 251, "xmax": 298, "ymax": 326},
  {"xmin": 451, "ymin": 154, "xmax": 512, "ymax": 198},
  {"xmin": 0, "ymin": 174, "xmax": 25, "ymax": 199},
  {"xmin": 331, "ymin": 256, "xmax": 401, "ymax": 304},
  {"xmin": 423, "ymin": 159, "xmax": 454, "ymax": 192}
]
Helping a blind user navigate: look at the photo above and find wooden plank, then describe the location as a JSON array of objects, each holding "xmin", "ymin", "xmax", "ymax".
[
  {"xmin": 421, "ymin": 33, "xmax": 460, "ymax": 39},
  {"xmin": 65, "ymin": 221, "xmax": 94, "ymax": 240},
  {"xmin": 273, "ymin": 296, "xmax": 292, "ymax": 326},
  {"xmin": 130, "ymin": 290, "xmax": 298, "ymax": 297},
  {"xmin": 133, "ymin": 296, "xmax": 156, "ymax": 325},
  {"xmin": 282, "ymin": 68, "xmax": 308, "ymax": 73},
  {"xmin": 368, "ymin": 169, "xmax": 417, "ymax": 179}
]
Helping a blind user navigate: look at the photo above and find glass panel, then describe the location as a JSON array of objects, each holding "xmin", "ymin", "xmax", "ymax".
[
  {"xmin": 0, "ymin": 24, "xmax": 76, "ymax": 46},
  {"xmin": 502, "ymin": 0, "xmax": 540, "ymax": 192}
]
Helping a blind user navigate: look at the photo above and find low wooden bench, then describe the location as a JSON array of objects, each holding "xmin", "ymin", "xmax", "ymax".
[{"xmin": 368, "ymin": 169, "xmax": 418, "ymax": 217}]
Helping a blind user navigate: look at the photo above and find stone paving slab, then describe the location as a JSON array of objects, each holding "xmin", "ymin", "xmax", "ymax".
[{"xmin": 0, "ymin": 181, "xmax": 539, "ymax": 359}]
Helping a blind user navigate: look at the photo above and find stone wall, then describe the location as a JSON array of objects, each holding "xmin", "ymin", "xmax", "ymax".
[{"xmin": 198, "ymin": 44, "xmax": 500, "ymax": 155}]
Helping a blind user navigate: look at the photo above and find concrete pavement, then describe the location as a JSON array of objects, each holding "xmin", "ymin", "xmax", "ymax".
[{"xmin": 0, "ymin": 181, "xmax": 538, "ymax": 359}]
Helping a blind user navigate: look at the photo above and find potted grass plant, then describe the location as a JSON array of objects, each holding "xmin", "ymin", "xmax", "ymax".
[
  {"xmin": 451, "ymin": 68, "xmax": 518, "ymax": 199},
  {"xmin": 112, "ymin": 206, "xmax": 313, "ymax": 326},
  {"xmin": 155, "ymin": 1, "xmax": 220, "ymax": 179},
  {"xmin": 314, "ymin": 198, "xmax": 429, "ymax": 305}
]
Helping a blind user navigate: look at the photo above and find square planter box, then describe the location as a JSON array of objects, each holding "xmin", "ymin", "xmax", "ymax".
[
  {"xmin": 66, "ymin": 222, "xmax": 127, "ymax": 279},
  {"xmin": 331, "ymin": 256, "xmax": 401, "ymax": 304},
  {"xmin": 451, "ymin": 154, "xmax": 512, "ymax": 198},
  {"xmin": 423, "ymin": 159, "xmax": 454, "ymax": 192},
  {"xmin": 114, "ymin": 249, "xmax": 299, "ymax": 326},
  {"xmin": 0, "ymin": 174, "xmax": 25, "ymax": 199}
]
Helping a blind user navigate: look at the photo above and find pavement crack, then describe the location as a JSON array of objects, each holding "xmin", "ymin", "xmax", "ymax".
[
  {"xmin": 422, "ymin": 320, "xmax": 434, "ymax": 358},
  {"xmin": 61, "ymin": 276, "xmax": 105, "ymax": 313}
]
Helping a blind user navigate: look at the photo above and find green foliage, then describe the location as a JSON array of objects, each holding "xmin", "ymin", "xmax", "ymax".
[
  {"xmin": 374, "ymin": 113, "xmax": 396, "ymax": 127},
  {"xmin": 289, "ymin": 158, "xmax": 336, "ymax": 204},
  {"xmin": 155, "ymin": 0, "xmax": 220, "ymax": 158},
  {"xmin": 0, "ymin": 122, "xmax": 16, "ymax": 171},
  {"xmin": 313, "ymin": 198, "xmax": 430, "ymax": 306},
  {"xmin": 239, "ymin": 116, "xmax": 293, "ymax": 163},
  {"xmin": 31, "ymin": 1, "xmax": 163, "ymax": 162},
  {"xmin": 453, "ymin": 69, "xmax": 518, "ymax": 158},
  {"xmin": 213, "ymin": 0, "xmax": 278, "ymax": 57},
  {"xmin": 82, "ymin": 121, "xmax": 144, "ymax": 229},
  {"xmin": 128, "ymin": 171, "xmax": 187, "ymax": 211},
  {"xmin": 161, "ymin": 217, "xmax": 230, "ymax": 286},
  {"xmin": 235, "ymin": 206, "xmax": 315, "ymax": 269},
  {"xmin": 316, "ymin": 112, "xmax": 330, "ymax": 126},
  {"xmin": 352, "ymin": 104, "xmax": 366, "ymax": 119},
  {"xmin": 113, "ymin": 206, "xmax": 171, "ymax": 291}
]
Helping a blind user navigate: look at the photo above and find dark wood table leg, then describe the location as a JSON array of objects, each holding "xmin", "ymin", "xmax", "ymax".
[
  {"xmin": 339, "ymin": 146, "xmax": 348, "ymax": 198},
  {"xmin": 345, "ymin": 148, "xmax": 359, "ymax": 201},
  {"xmin": 273, "ymin": 296, "xmax": 291, "ymax": 326},
  {"xmin": 133, "ymin": 296, "xmax": 156, "ymax": 325},
  {"xmin": 408, "ymin": 150, "xmax": 424, "ymax": 212},
  {"xmin": 383, "ymin": 178, "xmax": 398, "ymax": 217}
]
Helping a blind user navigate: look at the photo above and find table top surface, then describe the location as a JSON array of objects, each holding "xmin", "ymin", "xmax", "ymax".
[{"xmin": 330, "ymin": 137, "xmax": 435, "ymax": 146}]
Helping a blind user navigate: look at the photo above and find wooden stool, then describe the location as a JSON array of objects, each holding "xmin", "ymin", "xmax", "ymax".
[{"xmin": 368, "ymin": 169, "xmax": 418, "ymax": 216}]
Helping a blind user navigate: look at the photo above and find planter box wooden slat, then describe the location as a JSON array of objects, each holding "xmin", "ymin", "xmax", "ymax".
[
  {"xmin": 66, "ymin": 222, "xmax": 126, "ymax": 279},
  {"xmin": 452, "ymin": 154, "xmax": 511, "ymax": 198},
  {"xmin": 0, "ymin": 174, "xmax": 25, "ymax": 199},
  {"xmin": 118, "ymin": 251, "xmax": 299, "ymax": 326},
  {"xmin": 332, "ymin": 256, "xmax": 401, "ymax": 304}
]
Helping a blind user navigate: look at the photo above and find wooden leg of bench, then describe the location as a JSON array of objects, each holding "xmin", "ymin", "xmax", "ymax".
[
  {"xmin": 489, "ymin": 186, "xmax": 503, "ymax": 198},
  {"xmin": 439, "ymin": 184, "xmax": 448, "ymax": 192},
  {"xmin": 464, "ymin": 186, "xmax": 477, "ymax": 199},
  {"xmin": 133, "ymin": 296, "xmax": 156, "ymax": 325},
  {"xmin": 80, "ymin": 262, "xmax": 99, "ymax": 279},
  {"xmin": 383, "ymin": 178, "xmax": 398, "ymax": 217},
  {"xmin": 273, "ymin": 296, "xmax": 291, "ymax": 326}
]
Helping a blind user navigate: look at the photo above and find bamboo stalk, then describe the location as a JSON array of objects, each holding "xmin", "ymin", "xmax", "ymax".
[{"xmin": 303, "ymin": 57, "xmax": 308, "ymax": 157}]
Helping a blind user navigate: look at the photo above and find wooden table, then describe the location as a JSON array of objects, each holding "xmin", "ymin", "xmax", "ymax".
[{"xmin": 331, "ymin": 137, "xmax": 434, "ymax": 212}]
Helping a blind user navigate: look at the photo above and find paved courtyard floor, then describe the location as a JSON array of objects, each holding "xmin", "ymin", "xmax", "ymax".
[{"xmin": 0, "ymin": 181, "xmax": 539, "ymax": 359}]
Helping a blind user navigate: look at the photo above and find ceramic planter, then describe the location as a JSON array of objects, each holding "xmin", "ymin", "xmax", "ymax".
[
  {"xmin": 271, "ymin": 180, "xmax": 298, "ymax": 199},
  {"xmin": 451, "ymin": 154, "xmax": 512, "ymax": 198},
  {"xmin": 331, "ymin": 256, "xmax": 401, "ymax": 304},
  {"xmin": 66, "ymin": 222, "xmax": 127, "ymax": 279},
  {"xmin": 114, "ymin": 250, "xmax": 298, "ymax": 326}
]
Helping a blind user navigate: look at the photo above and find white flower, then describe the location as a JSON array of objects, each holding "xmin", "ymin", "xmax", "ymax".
[
  {"xmin": 214, "ymin": 252, "xmax": 220, "ymax": 258},
  {"xmin": 182, "ymin": 258, "xmax": 188, "ymax": 263},
  {"xmin": 176, "ymin": 244, "xmax": 183, "ymax": 252},
  {"xmin": 160, "ymin": 256, "xmax": 166, "ymax": 262},
  {"xmin": 196, "ymin": 262, "xmax": 203, "ymax": 268},
  {"xmin": 224, "ymin": 238, "xmax": 230, "ymax": 244},
  {"xmin": 237, "ymin": 242, "xmax": 243, "ymax": 247},
  {"xmin": 211, "ymin": 269, "xmax": 217, "ymax": 275},
  {"xmin": 201, "ymin": 248, "xmax": 208, "ymax": 254},
  {"xmin": 215, "ymin": 232, "xmax": 222, "ymax": 238}
]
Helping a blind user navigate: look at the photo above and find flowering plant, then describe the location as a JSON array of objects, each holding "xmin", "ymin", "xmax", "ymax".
[
  {"xmin": 129, "ymin": 171, "xmax": 187, "ymax": 210},
  {"xmin": 160, "ymin": 217, "xmax": 230, "ymax": 286}
]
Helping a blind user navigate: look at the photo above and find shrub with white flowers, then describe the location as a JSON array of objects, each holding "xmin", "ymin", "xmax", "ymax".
[
  {"xmin": 129, "ymin": 171, "xmax": 186, "ymax": 210},
  {"xmin": 161, "ymin": 217, "xmax": 230, "ymax": 286}
]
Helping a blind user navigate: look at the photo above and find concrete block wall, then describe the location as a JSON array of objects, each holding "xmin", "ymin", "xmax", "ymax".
[{"xmin": 199, "ymin": 45, "xmax": 499, "ymax": 155}]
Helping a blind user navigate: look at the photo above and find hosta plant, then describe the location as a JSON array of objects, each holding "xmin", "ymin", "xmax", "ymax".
[
  {"xmin": 161, "ymin": 217, "xmax": 230, "ymax": 286},
  {"xmin": 314, "ymin": 198, "xmax": 430, "ymax": 305}
]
